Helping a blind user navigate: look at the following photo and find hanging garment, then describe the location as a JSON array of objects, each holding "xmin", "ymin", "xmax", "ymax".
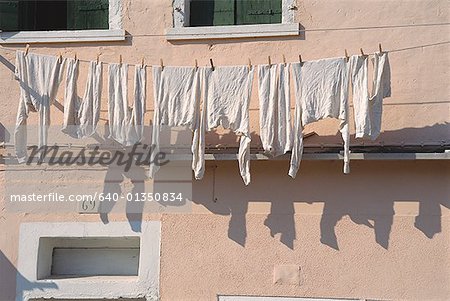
[
  {"xmin": 149, "ymin": 66, "xmax": 201, "ymax": 178},
  {"xmin": 258, "ymin": 63, "xmax": 292, "ymax": 156},
  {"xmin": 108, "ymin": 63, "xmax": 129, "ymax": 145},
  {"xmin": 289, "ymin": 57, "xmax": 350, "ymax": 178},
  {"xmin": 108, "ymin": 64, "xmax": 147, "ymax": 146},
  {"xmin": 14, "ymin": 51, "xmax": 63, "ymax": 163},
  {"xmin": 349, "ymin": 55, "xmax": 371, "ymax": 139},
  {"xmin": 369, "ymin": 52, "xmax": 391, "ymax": 140},
  {"xmin": 62, "ymin": 58, "xmax": 79, "ymax": 138},
  {"xmin": 62, "ymin": 59, "xmax": 103, "ymax": 139},
  {"xmin": 197, "ymin": 66, "xmax": 254, "ymax": 185}
]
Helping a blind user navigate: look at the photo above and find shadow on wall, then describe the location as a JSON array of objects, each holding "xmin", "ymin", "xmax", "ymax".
[
  {"xmin": 0, "ymin": 252, "xmax": 57, "ymax": 301},
  {"xmin": 192, "ymin": 123, "xmax": 450, "ymax": 250}
]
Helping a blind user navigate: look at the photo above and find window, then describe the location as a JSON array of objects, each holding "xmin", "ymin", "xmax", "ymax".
[
  {"xmin": 0, "ymin": 0, "xmax": 109, "ymax": 31},
  {"xmin": 189, "ymin": 0, "xmax": 282, "ymax": 27},
  {"xmin": 167, "ymin": 0, "xmax": 298, "ymax": 40},
  {"xmin": 0, "ymin": 0, "xmax": 124, "ymax": 43}
]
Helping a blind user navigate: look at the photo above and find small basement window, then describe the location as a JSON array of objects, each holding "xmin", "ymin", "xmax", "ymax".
[
  {"xmin": 0, "ymin": 0, "xmax": 109, "ymax": 31},
  {"xmin": 189, "ymin": 0, "xmax": 282, "ymax": 27},
  {"xmin": 38, "ymin": 237, "xmax": 140, "ymax": 279}
]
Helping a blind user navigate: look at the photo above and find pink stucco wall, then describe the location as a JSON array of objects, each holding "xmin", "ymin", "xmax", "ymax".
[{"xmin": 0, "ymin": 0, "xmax": 449, "ymax": 300}]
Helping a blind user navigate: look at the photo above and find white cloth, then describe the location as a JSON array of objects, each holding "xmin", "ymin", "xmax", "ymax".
[
  {"xmin": 198, "ymin": 66, "xmax": 254, "ymax": 185},
  {"xmin": 108, "ymin": 63, "xmax": 129, "ymax": 145},
  {"xmin": 289, "ymin": 57, "xmax": 350, "ymax": 178},
  {"xmin": 369, "ymin": 52, "xmax": 391, "ymax": 140},
  {"xmin": 63, "ymin": 59, "xmax": 103, "ymax": 139},
  {"xmin": 349, "ymin": 55, "xmax": 371, "ymax": 138},
  {"xmin": 258, "ymin": 63, "xmax": 292, "ymax": 156},
  {"xmin": 14, "ymin": 51, "xmax": 63, "ymax": 163},
  {"xmin": 78, "ymin": 60, "xmax": 103, "ymax": 138},
  {"xmin": 149, "ymin": 66, "xmax": 201, "ymax": 178}
]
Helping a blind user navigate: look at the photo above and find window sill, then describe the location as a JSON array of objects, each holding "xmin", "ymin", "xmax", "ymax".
[
  {"xmin": 0, "ymin": 29, "xmax": 126, "ymax": 44},
  {"xmin": 166, "ymin": 23, "xmax": 300, "ymax": 41}
]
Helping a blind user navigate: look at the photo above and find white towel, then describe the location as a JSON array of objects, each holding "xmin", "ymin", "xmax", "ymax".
[
  {"xmin": 107, "ymin": 64, "xmax": 147, "ymax": 146},
  {"xmin": 289, "ymin": 58, "xmax": 350, "ymax": 178},
  {"xmin": 78, "ymin": 60, "xmax": 103, "ymax": 138},
  {"xmin": 14, "ymin": 51, "xmax": 63, "ymax": 163},
  {"xmin": 62, "ymin": 58, "xmax": 81, "ymax": 138},
  {"xmin": 258, "ymin": 63, "xmax": 292, "ymax": 156},
  {"xmin": 369, "ymin": 52, "xmax": 391, "ymax": 140},
  {"xmin": 198, "ymin": 66, "xmax": 254, "ymax": 185},
  {"xmin": 149, "ymin": 66, "xmax": 201, "ymax": 178},
  {"xmin": 349, "ymin": 55, "xmax": 371, "ymax": 139},
  {"xmin": 108, "ymin": 63, "xmax": 129, "ymax": 145}
]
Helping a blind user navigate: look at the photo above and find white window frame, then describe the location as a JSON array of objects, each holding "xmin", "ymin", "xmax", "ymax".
[
  {"xmin": 166, "ymin": 0, "xmax": 299, "ymax": 40},
  {"xmin": 0, "ymin": 0, "xmax": 125, "ymax": 44},
  {"xmin": 15, "ymin": 221, "xmax": 160, "ymax": 301}
]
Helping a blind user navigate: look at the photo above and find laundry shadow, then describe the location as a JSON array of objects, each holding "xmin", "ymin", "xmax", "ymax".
[
  {"xmin": 192, "ymin": 123, "xmax": 449, "ymax": 250},
  {"xmin": 0, "ymin": 251, "xmax": 58, "ymax": 301}
]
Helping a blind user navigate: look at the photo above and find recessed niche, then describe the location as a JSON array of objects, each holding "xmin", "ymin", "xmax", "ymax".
[{"xmin": 37, "ymin": 237, "xmax": 140, "ymax": 279}]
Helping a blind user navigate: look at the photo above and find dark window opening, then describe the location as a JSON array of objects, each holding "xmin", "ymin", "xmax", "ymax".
[
  {"xmin": 189, "ymin": 0, "xmax": 282, "ymax": 27},
  {"xmin": 0, "ymin": 0, "xmax": 109, "ymax": 32}
]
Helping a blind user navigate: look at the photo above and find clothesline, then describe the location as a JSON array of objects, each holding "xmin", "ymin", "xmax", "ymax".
[{"xmin": 0, "ymin": 40, "xmax": 449, "ymax": 67}]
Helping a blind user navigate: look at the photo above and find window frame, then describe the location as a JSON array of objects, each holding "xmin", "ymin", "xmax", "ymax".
[
  {"xmin": 166, "ymin": 0, "xmax": 299, "ymax": 40},
  {"xmin": 0, "ymin": 0, "xmax": 125, "ymax": 44}
]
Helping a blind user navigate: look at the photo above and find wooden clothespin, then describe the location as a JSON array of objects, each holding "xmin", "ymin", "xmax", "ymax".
[
  {"xmin": 74, "ymin": 52, "xmax": 77, "ymax": 61},
  {"xmin": 25, "ymin": 44, "xmax": 30, "ymax": 56},
  {"xmin": 268, "ymin": 56, "xmax": 272, "ymax": 66},
  {"xmin": 248, "ymin": 58, "xmax": 252, "ymax": 69},
  {"xmin": 58, "ymin": 53, "xmax": 63, "ymax": 63},
  {"xmin": 141, "ymin": 57, "xmax": 145, "ymax": 68},
  {"xmin": 119, "ymin": 54, "xmax": 123, "ymax": 65},
  {"xmin": 209, "ymin": 58, "xmax": 215, "ymax": 71},
  {"xmin": 194, "ymin": 59, "xmax": 198, "ymax": 70},
  {"xmin": 360, "ymin": 48, "xmax": 366, "ymax": 56},
  {"xmin": 160, "ymin": 58, "xmax": 164, "ymax": 70},
  {"xmin": 299, "ymin": 54, "xmax": 303, "ymax": 65},
  {"xmin": 344, "ymin": 49, "xmax": 349, "ymax": 62},
  {"xmin": 282, "ymin": 54, "xmax": 287, "ymax": 66},
  {"xmin": 379, "ymin": 43, "xmax": 383, "ymax": 53},
  {"xmin": 96, "ymin": 53, "xmax": 100, "ymax": 64}
]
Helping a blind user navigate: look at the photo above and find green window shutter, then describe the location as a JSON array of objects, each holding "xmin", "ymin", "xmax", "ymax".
[
  {"xmin": 190, "ymin": 0, "xmax": 235, "ymax": 27},
  {"xmin": 0, "ymin": 1, "xmax": 19, "ymax": 31},
  {"xmin": 235, "ymin": 0, "xmax": 282, "ymax": 25},
  {"xmin": 67, "ymin": 0, "xmax": 109, "ymax": 30}
]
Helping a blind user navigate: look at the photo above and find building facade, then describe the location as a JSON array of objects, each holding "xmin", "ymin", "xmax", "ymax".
[{"xmin": 0, "ymin": 0, "xmax": 449, "ymax": 300}]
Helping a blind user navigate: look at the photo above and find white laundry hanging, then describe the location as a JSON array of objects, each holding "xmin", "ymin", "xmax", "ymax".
[
  {"xmin": 62, "ymin": 59, "xmax": 103, "ymax": 139},
  {"xmin": 14, "ymin": 51, "xmax": 64, "ymax": 163},
  {"xmin": 368, "ymin": 52, "xmax": 391, "ymax": 140},
  {"xmin": 257, "ymin": 63, "xmax": 292, "ymax": 157},
  {"xmin": 289, "ymin": 57, "xmax": 350, "ymax": 178},
  {"xmin": 107, "ymin": 63, "xmax": 146, "ymax": 146},
  {"xmin": 149, "ymin": 66, "xmax": 201, "ymax": 178},
  {"xmin": 197, "ymin": 66, "xmax": 254, "ymax": 185},
  {"xmin": 349, "ymin": 55, "xmax": 371, "ymax": 138}
]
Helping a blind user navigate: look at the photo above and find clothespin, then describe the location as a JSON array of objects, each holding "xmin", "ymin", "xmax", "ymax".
[
  {"xmin": 194, "ymin": 59, "xmax": 198, "ymax": 70},
  {"xmin": 268, "ymin": 56, "xmax": 272, "ymax": 66},
  {"xmin": 344, "ymin": 49, "xmax": 349, "ymax": 62},
  {"xmin": 141, "ymin": 57, "xmax": 145, "ymax": 68},
  {"xmin": 248, "ymin": 58, "xmax": 252, "ymax": 69},
  {"xmin": 282, "ymin": 54, "xmax": 287, "ymax": 66},
  {"xmin": 379, "ymin": 43, "xmax": 383, "ymax": 53},
  {"xmin": 360, "ymin": 48, "xmax": 366, "ymax": 56},
  {"xmin": 58, "ymin": 53, "xmax": 63, "ymax": 63},
  {"xmin": 96, "ymin": 53, "xmax": 100, "ymax": 64},
  {"xmin": 25, "ymin": 44, "xmax": 30, "ymax": 56},
  {"xmin": 299, "ymin": 54, "xmax": 303, "ymax": 65},
  {"xmin": 160, "ymin": 58, "xmax": 164, "ymax": 70},
  {"xmin": 119, "ymin": 54, "xmax": 123, "ymax": 65},
  {"xmin": 74, "ymin": 52, "xmax": 77, "ymax": 61},
  {"xmin": 209, "ymin": 58, "xmax": 215, "ymax": 71}
]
